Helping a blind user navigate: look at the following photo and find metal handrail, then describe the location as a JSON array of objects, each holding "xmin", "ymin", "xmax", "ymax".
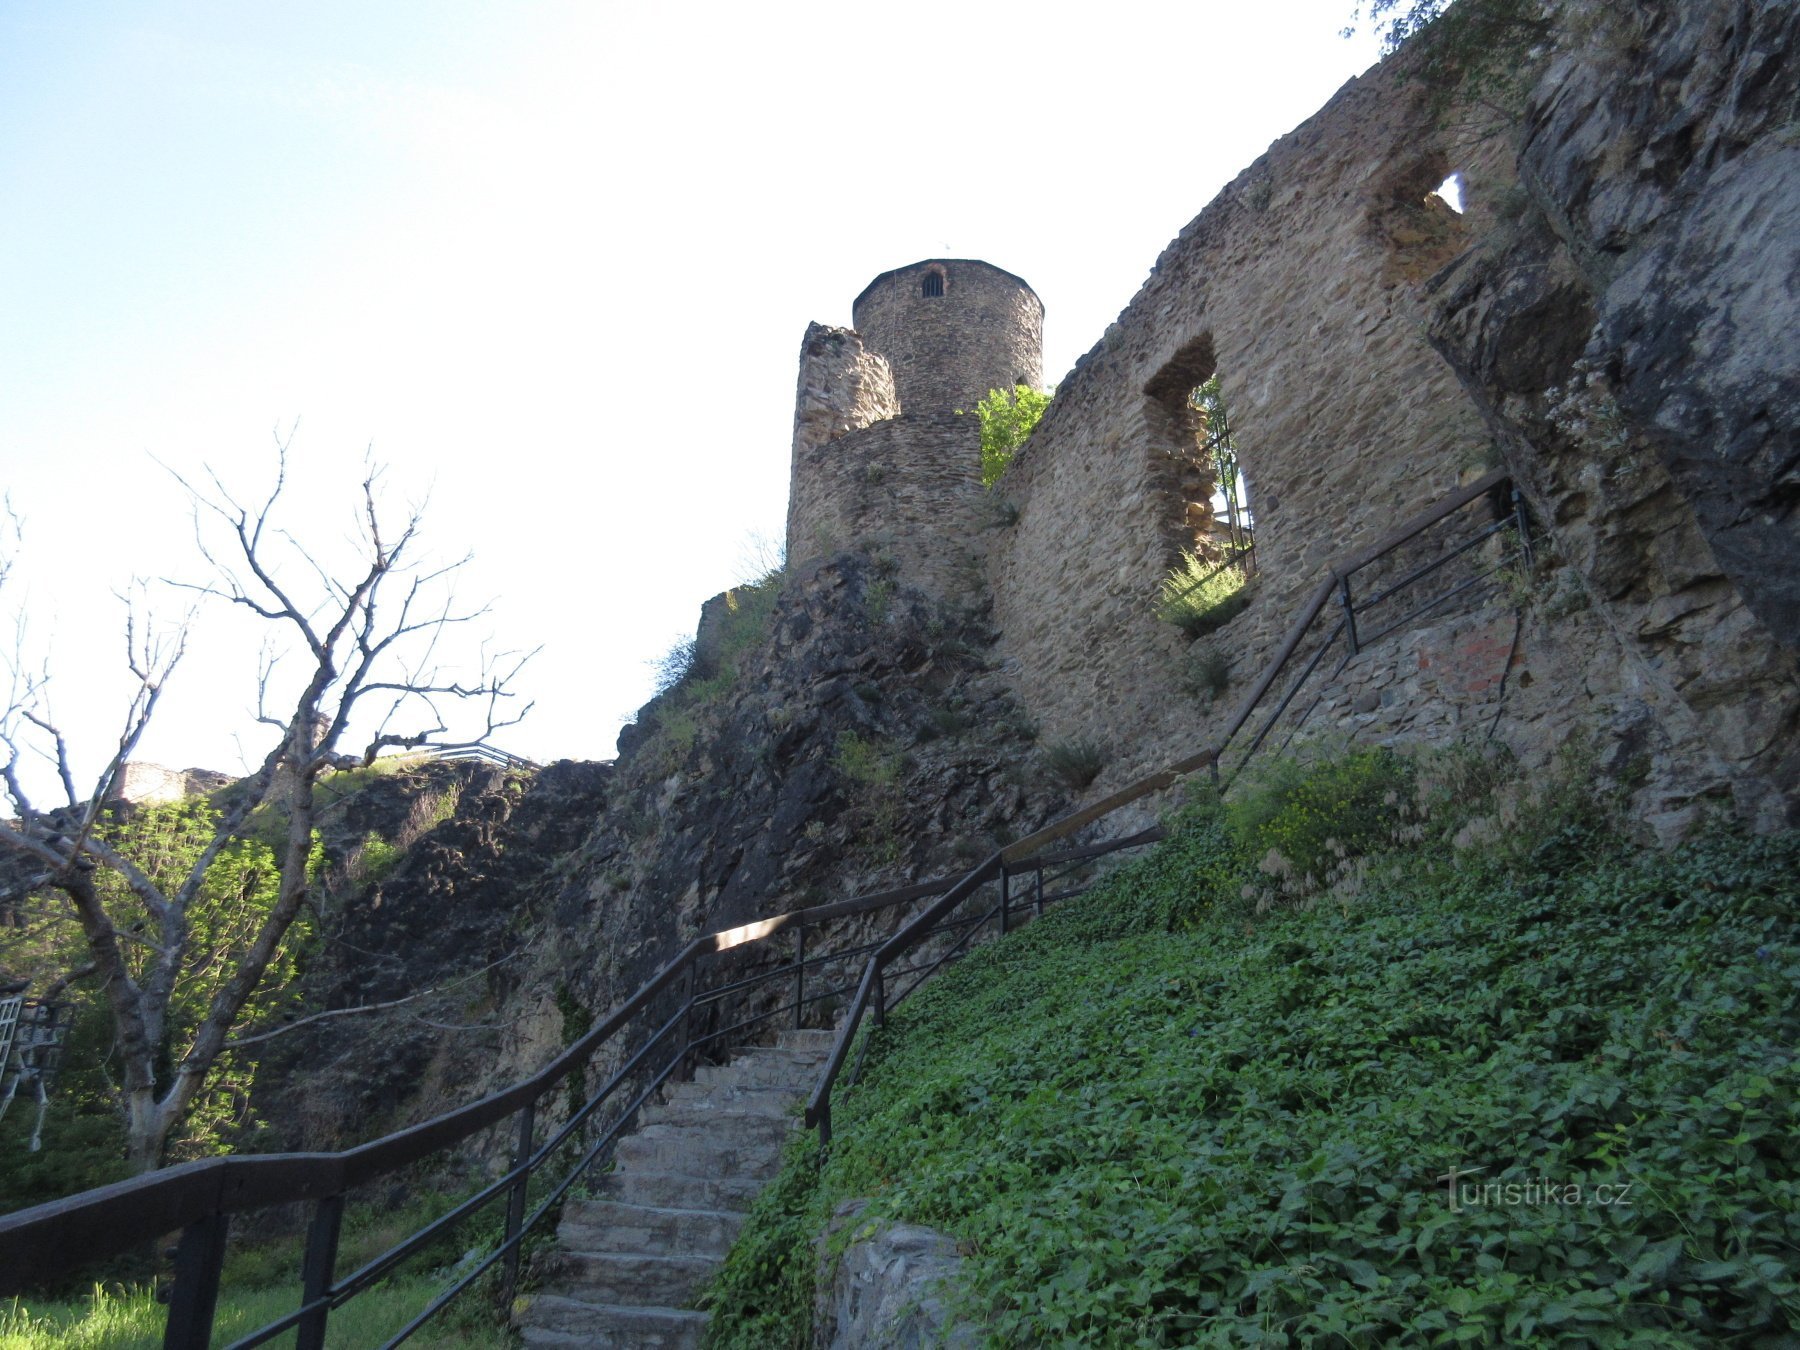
[
  {"xmin": 805, "ymin": 469, "xmax": 1520, "ymax": 1143},
  {"xmin": 0, "ymin": 468, "xmax": 1521, "ymax": 1347}
]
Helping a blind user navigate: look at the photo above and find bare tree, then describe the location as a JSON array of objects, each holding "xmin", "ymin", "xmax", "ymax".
[{"xmin": 0, "ymin": 448, "xmax": 532, "ymax": 1170}]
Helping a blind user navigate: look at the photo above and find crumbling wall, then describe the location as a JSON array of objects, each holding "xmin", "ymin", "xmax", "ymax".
[
  {"xmin": 987, "ymin": 54, "xmax": 1517, "ymax": 786},
  {"xmin": 980, "ymin": 7, "xmax": 1796, "ymax": 830}
]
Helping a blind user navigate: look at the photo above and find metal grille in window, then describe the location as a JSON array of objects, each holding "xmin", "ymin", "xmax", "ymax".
[{"xmin": 921, "ymin": 272, "xmax": 944, "ymax": 298}]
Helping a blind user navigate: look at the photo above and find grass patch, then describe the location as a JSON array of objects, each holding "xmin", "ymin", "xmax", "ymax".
[
  {"xmin": 0, "ymin": 1275, "xmax": 511, "ymax": 1348},
  {"xmin": 1182, "ymin": 646, "xmax": 1233, "ymax": 703},
  {"xmin": 1154, "ymin": 552, "xmax": 1251, "ymax": 637},
  {"xmin": 1040, "ymin": 738, "xmax": 1105, "ymax": 791},
  {"xmin": 704, "ymin": 752, "xmax": 1800, "ymax": 1346}
]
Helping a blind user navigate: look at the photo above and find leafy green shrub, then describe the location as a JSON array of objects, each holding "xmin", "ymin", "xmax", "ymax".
[
  {"xmin": 1040, "ymin": 738, "xmax": 1105, "ymax": 790},
  {"xmin": 961, "ymin": 385, "xmax": 1051, "ymax": 489},
  {"xmin": 1227, "ymin": 745, "xmax": 1416, "ymax": 902},
  {"xmin": 346, "ymin": 831, "xmax": 405, "ymax": 887},
  {"xmin": 833, "ymin": 732, "xmax": 905, "ymax": 863},
  {"xmin": 1154, "ymin": 552, "xmax": 1251, "ymax": 636},
  {"xmin": 652, "ymin": 638, "xmax": 697, "ymax": 696},
  {"xmin": 706, "ymin": 757, "xmax": 1800, "ymax": 1347}
]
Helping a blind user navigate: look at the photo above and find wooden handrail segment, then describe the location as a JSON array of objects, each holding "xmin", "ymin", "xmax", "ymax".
[{"xmin": 0, "ymin": 469, "xmax": 1515, "ymax": 1319}]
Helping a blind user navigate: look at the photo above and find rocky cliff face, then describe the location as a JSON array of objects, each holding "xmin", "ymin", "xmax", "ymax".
[
  {"xmin": 1429, "ymin": 0, "xmax": 1800, "ymax": 830},
  {"xmin": 253, "ymin": 0, "xmax": 1800, "ymax": 1159},
  {"xmin": 254, "ymin": 551, "xmax": 1066, "ymax": 1154}
]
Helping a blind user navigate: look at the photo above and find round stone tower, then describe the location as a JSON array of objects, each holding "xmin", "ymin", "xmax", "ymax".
[{"xmin": 851, "ymin": 259, "xmax": 1044, "ymax": 413}]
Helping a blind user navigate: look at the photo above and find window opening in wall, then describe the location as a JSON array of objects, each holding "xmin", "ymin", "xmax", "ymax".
[
  {"xmin": 921, "ymin": 271, "xmax": 944, "ymax": 298},
  {"xmin": 1192, "ymin": 375, "xmax": 1255, "ymax": 564},
  {"xmin": 1145, "ymin": 343, "xmax": 1260, "ymax": 638},
  {"xmin": 1430, "ymin": 171, "xmax": 1466, "ymax": 214}
]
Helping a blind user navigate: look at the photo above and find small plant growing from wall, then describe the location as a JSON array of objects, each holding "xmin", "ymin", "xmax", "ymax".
[
  {"xmin": 1041, "ymin": 737, "xmax": 1105, "ymax": 790},
  {"xmin": 832, "ymin": 731, "xmax": 908, "ymax": 861},
  {"xmin": 960, "ymin": 384, "xmax": 1051, "ymax": 488},
  {"xmin": 1182, "ymin": 645, "xmax": 1234, "ymax": 703},
  {"xmin": 1155, "ymin": 551, "xmax": 1252, "ymax": 636}
]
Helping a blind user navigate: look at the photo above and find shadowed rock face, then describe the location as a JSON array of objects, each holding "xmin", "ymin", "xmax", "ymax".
[
  {"xmin": 1521, "ymin": 0, "xmax": 1800, "ymax": 648},
  {"xmin": 251, "ymin": 553, "xmax": 1065, "ymax": 1155},
  {"xmin": 1428, "ymin": 0, "xmax": 1800, "ymax": 829}
]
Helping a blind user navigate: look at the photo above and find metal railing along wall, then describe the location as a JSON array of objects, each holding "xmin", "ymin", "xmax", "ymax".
[
  {"xmin": 805, "ymin": 469, "xmax": 1525, "ymax": 1143},
  {"xmin": 0, "ymin": 470, "xmax": 1523, "ymax": 1347}
]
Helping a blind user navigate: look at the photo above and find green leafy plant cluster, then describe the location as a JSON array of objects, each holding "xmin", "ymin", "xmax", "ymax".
[
  {"xmin": 705, "ymin": 751, "xmax": 1800, "ymax": 1347},
  {"xmin": 1227, "ymin": 745, "xmax": 1418, "ymax": 903},
  {"xmin": 1040, "ymin": 738, "xmax": 1106, "ymax": 791},
  {"xmin": 0, "ymin": 800, "xmax": 323, "ymax": 1211},
  {"xmin": 961, "ymin": 385, "xmax": 1051, "ymax": 489},
  {"xmin": 832, "ymin": 732, "xmax": 906, "ymax": 863},
  {"xmin": 1181, "ymin": 645, "xmax": 1233, "ymax": 704},
  {"xmin": 1154, "ymin": 551, "xmax": 1252, "ymax": 636}
]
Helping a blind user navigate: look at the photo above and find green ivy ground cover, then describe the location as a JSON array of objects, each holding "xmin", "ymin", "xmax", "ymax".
[{"xmin": 704, "ymin": 780, "xmax": 1800, "ymax": 1347}]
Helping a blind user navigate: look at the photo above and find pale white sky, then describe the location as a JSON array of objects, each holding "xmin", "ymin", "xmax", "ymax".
[{"xmin": 0, "ymin": 1, "xmax": 1384, "ymax": 795}]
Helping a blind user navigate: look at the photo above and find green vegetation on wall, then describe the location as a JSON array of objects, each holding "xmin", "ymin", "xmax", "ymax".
[
  {"xmin": 962, "ymin": 385, "xmax": 1051, "ymax": 489},
  {"xmin": 1154, "ymin": 551, "xmax": 1251, "ymax": 636},
  {"xmin": 705, "ymin": 749, "xmax": 1800, "ymax": 1346}
]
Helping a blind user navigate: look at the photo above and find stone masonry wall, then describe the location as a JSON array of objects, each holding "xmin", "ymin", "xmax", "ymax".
[
  {"xmin": 787, "ymin": 413, "xmax": 986, "ymax": 600},
  {"xmin": 853, "ymin": 259, "xmax": 1044, "ymax": 415},
  {"xmin": 987, "ymin": 53, "xmax": 1520, "ymax": 789}
]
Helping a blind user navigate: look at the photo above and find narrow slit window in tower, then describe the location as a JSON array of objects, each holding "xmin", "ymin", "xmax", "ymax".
[{"xmin": 921, "ymin": 271, "xmax": 944, "ymax": 298}]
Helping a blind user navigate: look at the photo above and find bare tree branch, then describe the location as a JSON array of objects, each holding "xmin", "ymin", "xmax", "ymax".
[{"xmin": 0, "ymin": 438, "xmax": 532, "ymax": 1170}]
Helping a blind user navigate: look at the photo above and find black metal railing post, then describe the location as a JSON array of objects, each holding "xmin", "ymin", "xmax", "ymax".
[
  {"xmin": 500, "ymin": 1101, "xmax": 536, "ymax": 1307},
  {"xmin": 163, "ymin": 1212, "xmax": 229, "ymax": 1350},
  {"xmin": 677, "ymin": 960, "xmax": 697, "ymax": 1081},
  {"xmin": 1512, "ymin": 487, "xmax": 1534, "ymax": 570},
  {"xmin": 1340, "ymin": 575, "xmax": 1360, "ymax": 656},
  {"xmin": 1000, "ymin": 864, "xmax": 1012, "ymax": 933},
  {"xmin": 872, "ymin": 968, "xmax": 887, "ymax": 1030},
  {"xmin": 296, "ymin": 1193, "xmax": 344, "ymax": 1350},
  {"xmin": 1034, "ymin": 864, "xmax": 1045, "ymax": 918},
  {"xmin": 794, "ymin": 924, "xmax": 806, "ymax": 1030}
]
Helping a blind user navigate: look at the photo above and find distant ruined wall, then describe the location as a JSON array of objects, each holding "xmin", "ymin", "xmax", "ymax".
[
  {"xmin": 786, "ymin": 262, "xmax": 1044, "ymax": 601},
  {"xmin": 775, "ymin": 3, "xmax": 1797, "ymax": 831},
  {"xmin": 986, "ymin": 53, "xmax": 1517, "ymax": 785},
  {"xmin": 976, "ymin": 5, "xmax": 1796, "ymax": 831},
  {"xmin": 787, "ymin": 412, "xmax": 985, "ymax": 598}
]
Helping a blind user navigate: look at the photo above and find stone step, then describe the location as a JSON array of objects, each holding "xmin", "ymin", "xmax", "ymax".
[
  {"xmin": 594, "ymin": 1168, "xmax": 769, "ymax": 1211},
  {"xmin": 653, "ymin": 1090, "xmax": 802, "ymax": 1123},
  {"xmin": 613, "ymin": 1127, "xmax": 786, "ymax": 1176},
  {"xmin": 776, "ymin": 1028, "xmax": 841, "ymax": 1053},
  {"xmin": 519, "ymin": 1293, "xmax": 706, "ymax": 1349},
  {"xmin": 691, "ymin": 1049, "xmax": 826, "ymax": 1090},
  {"xmin": 631, "ymin": 1109, "xmax": 799, "ymax": 1150},
  {"xmin": 518, "ymin": 1032, "xmax": 841, "ymax": 1349},
  {"xmin": 549, "ymin": 1249, "xmax": 721, "ymax": 1306},
  {"xmin": 557, "ymin": 1201, "xmax": 744, "ymax": 1257}
]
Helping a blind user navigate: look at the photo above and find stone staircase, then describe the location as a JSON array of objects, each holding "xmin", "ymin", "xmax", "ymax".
[{"xmin": 518, "ymin": 1028, "xmax": 835, "ymax": 1348}]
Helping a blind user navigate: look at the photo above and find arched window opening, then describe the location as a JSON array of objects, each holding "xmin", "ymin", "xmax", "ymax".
[{"xmin": 921, "ymin": 271, "xmax": 945, "ymax": 298}]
